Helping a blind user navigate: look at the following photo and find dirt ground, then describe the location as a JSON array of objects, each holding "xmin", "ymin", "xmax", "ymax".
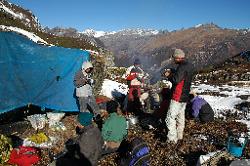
[{"xmin": 1, "ymin": 113, "xmax": 249, "ymax": 166}]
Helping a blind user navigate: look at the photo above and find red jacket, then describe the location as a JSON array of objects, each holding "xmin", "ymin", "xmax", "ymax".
[{"xmin": 171, "ymin": 60, "xmax": 194, "ymax": 102}]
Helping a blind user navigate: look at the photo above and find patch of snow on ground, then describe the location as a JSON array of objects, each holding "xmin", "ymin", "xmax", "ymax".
[
  {"xmin": 201, "ymin": 95, "xmax": 242, "ymax": 116},
  {"xmin": 192, "ymin": 83, "xmax": 250, "ymax": 117},
  {"xmin": 101, "ymin": 80, "xmax": 250, "ymax": 131}
]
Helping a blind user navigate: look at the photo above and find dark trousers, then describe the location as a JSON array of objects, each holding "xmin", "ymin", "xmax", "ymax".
[{"xmin": 199, "ymin": 103, "xmax": 214, "ymax": 123}]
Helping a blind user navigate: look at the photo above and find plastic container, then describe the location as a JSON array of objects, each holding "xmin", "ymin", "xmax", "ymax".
[{"xmin": 227, "ymin": 136, "xmax": 247, "ymax": 157}]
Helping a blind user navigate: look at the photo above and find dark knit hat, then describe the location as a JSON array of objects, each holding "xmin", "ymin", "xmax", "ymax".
[
  {"xmin": 106, "ymin": 100, "xmax": 119, "ymax": 114},
  {"xmin": 134, "ymin": 58, "xmax": 141, "ymax": 65},
  {"xmin": 78, "ymin": 112, "xmax": 93, "ymax": 126}
]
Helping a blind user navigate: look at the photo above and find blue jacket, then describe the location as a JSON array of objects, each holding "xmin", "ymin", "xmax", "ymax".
[
  {"xmin": 191, "ymin": 96, "xmax": 207, "ymax": 118},
  {"xmin": 191, "ymin": 96, "xmax": 214, "ymax": 122}
]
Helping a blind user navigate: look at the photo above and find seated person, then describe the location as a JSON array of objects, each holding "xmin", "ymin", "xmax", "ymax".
[
  {"xmin": 50, "ymin": 112, "xmax": 103, "ymax": 166},
  {"xmin": 102, "ymin": 100, "xmax": 127, "ymax": 154},
  {"xmin": 189, "ymin": 92, "xmax": 214, "ymax": 123}
]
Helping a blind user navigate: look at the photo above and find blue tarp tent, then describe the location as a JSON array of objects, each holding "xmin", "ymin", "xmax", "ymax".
[{"xmin": 0, "ymin": 32, "xmax": 90, "ymax": 114}]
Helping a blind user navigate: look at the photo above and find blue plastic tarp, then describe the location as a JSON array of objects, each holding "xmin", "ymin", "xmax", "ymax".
[{"xmin": 0, "ymin": 32, "xmax": 90, "ymax": 113}]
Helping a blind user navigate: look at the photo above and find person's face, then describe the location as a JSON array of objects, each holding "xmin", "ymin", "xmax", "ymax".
[
  {"xmin": 174, "ymin": 57, "xmax": 184, "ymax": 63},
  {"xmin": 117, "ymin": 105, "xmax": 123, "ymax": 115},
  {"xmin": 164, "ymin": 71, "xmax": 171, "ymax": 77}
]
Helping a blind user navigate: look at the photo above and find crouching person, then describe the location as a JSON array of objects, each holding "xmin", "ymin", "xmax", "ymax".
[
  {"xmin": 102, "ymin": 100, "xmax": 127, "ymax": 155},
  {"xmin": 189, "ymin": 92, "xmax": 214, "ymax": 123},
  {"xmin": 50, "ymin": 112, "xmax": 103, "ymax": 166}
]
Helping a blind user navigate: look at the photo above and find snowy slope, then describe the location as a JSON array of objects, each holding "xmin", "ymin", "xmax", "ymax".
[
  {"xmin": 192, "ymin": 83, "xmax": 250, "ymax": 115},
  {"xmin": 0, "ymin": 0, "xmax": 40, "ymax": 28},
  {"xmin": 0, "ymin": 25, "xmax": 48, "ymax": 45},
  {"xmin": 0, "ymin": 1, "xmax": 24, "ymax": 20},
  {"xmin": 100, "ymin": 79, "xmax": 250, "ymax": 118}
]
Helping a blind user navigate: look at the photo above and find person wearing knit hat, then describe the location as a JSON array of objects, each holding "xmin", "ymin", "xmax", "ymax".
[
  {"xmin": 165, "ymin": 48, "xmax": 195, "ymax": 144},
  {"xmin": 172, "ymin": 48, "xmax": 185, "ymax": 59}
]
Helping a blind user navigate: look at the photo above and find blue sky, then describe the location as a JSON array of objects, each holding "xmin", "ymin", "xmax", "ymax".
[{"xmin": 10, "ymin": 0, "xmax": 250, "ymax": 31}]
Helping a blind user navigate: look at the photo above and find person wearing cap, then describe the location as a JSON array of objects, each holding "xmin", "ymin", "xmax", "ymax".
[
  {"xmin": 74, "ymin": 60, "xmax": 100, "ymax": 116},
  {"xmin": 125, "ymin": 58, "xmax": 145, "ymax": 101},
  {"xmin": 165, "ymin": 48, "xmax": 195, "ymax": 143},
  {"xmin": 50, "ymin": 112, "xmax": 103, "ymax": 166},
  {"xmin": 102, "ymin": 100, "xmax": 127, "ymax": 154}
]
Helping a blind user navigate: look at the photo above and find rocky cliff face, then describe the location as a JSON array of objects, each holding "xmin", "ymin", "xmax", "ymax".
[{"xmin": 0, "ymin": 0, "xmax": 40, "ymax": 30}]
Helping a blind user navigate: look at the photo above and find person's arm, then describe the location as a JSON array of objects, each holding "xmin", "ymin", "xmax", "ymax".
[
  {"xmin": 125, "ymin": 66, "xmax": 133, "ymax": 78},
  {"xmin": 74, "ymin": 70, "xmax": 88, "ymax": 87},
  {"xmin": 192, "ymin": 100, "xmax": 200, "ymax": 118},
  {"xmin": 101, "ymin": 118, "xmax": 112, "ymax": 141},
  {"xmin": 121, "ymin": 118, "xmax": 128, "ymax": 139}
]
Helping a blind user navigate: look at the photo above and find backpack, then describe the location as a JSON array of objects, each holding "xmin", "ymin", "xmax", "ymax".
[{"xmin": 121, "ymin": 137, "xmax": 150, "ymax": 166}]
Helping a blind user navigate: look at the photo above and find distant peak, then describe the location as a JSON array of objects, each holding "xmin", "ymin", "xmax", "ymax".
[
  {"xmin": 195, "ymin": 24, "xmax": 203, "ymax": 28},
  {"xmin": 81, "ymin": 29, "xmax": 115, "ymax": 38},
  {"xmin": 200, "ymin": 23, "xmax": 221, "ymax": 29},
  {"xmin": 81, "ymin": 28, "xmax": 159, "ymax": 38}
]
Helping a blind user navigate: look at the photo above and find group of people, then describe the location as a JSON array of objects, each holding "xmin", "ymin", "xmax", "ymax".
[
  {"xmin": 52, "ymin": 48, "xmax": 215, "ymax": 165},
  {"xmin": 50, "ymin": 59, "xmax": 128, "ymax": 166},
  {"xmin": 124, "ymin": 48, "xmax": 214, "ymax": 144},
  {"xmin": 51, "ymin": 99, "xmax": 127, "ymax": 166}
]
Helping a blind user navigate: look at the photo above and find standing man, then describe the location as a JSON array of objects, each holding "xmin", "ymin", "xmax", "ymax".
[
  {"xmin": 74, "ymin": 60, "xmax": 100, "ymax": 116},
  {"xmin": 165, "ymin": 49, "xmax": 194, "ymax": 143}
]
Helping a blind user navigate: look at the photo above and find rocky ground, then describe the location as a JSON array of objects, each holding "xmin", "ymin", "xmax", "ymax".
[
  {"xmin": 1, "ymin": 110, "xmax": 250, "ymax": 166},
  {"xmin": 1, "ymin": 69, "xmax": 250, "ymax": 166}
]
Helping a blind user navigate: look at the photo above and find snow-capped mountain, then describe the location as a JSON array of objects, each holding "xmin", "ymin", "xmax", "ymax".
[
  {"xmin": 81, "ymin": 28, "xmax": 116, "ymax": 38},
  {"xmin": 0, "ymin": 0, "xmax": 40, "ymax": 29},
  {"xmin": 81, "ymin": 28, "xmax": 159, "ymax": 38},
  {"xmin": 0, "ymin": 0, "xmax": 100, "ymax": 51},
  {"xmin": 195, "ymin": 24, "xmax": 203, "ymax": 28}
]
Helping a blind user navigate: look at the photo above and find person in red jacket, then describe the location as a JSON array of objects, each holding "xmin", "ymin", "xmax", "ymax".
[
  {"xmin": 125, "ymin": 58, "xmax": 145, "ymax": 101},
  {"xmin": 165, "ymin": 49, "xmax": 195, "ymax": 143}
]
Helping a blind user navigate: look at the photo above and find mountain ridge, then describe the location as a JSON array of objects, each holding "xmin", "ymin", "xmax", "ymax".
[{"xmin": 1, "ymin": 0, "xmax": 249, "ymax": 73}]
